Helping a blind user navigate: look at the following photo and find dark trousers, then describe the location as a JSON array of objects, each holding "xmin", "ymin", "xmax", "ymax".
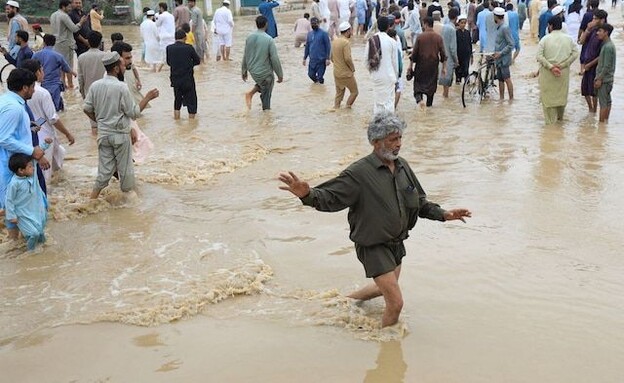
[
  {"xmin": 256, "ymin": 75, "xmax": 275, "ymax": 110},
  {"xmin": 308, "ymin": 59, "xmax": 327, "ymax": 84},
  {"xmin": 415, "ymin": 92, "xmax": 434, "ymax": 107},
  {"xmin": 173, "ymin": 81, "xmax": 198, "ymax": 114}
]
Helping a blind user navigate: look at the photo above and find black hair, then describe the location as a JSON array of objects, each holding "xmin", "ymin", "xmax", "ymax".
[
  {"xmin": 43, "ymin": 34, "xmax": 56, "ymax": 46},
  {"xmin": 111, "ymin": 32, "xmax": 124, "ymax": 43},
  {"xmin": 505, "ymin": 3, "xmax": 513, "ymax": 11},
  {"xmin": 175, "ymin": 29, "xmax": 187, "ymax": 40},
  {"xmin": 448, "ymin": 7, "xmax": 459, "ymax": 19},
  {"xmin": 256, "ymin": 15, "xmax": 268, "ymax": 28},
  {"xmin": 59, "ymin": 0, "xmax": 70, "ymax": 8},
  {"xmin": 16, "ymin": 30, "xmax": 28, "ymax": 42},
  {"xmin": 143, "ymin": 6, "xmax": 150, "ymax": 13},
  {"xmin": 378, "ymin": 16, "xmax": 390, "ymax": 32},
  {"xmin": 181, "ymin": 23, "xmax": 191, "ymax": 33},
  {"xmin": 548, "ymin": 16, "xmax": 562, "ymax": 30},
  {"xmin": 423, "ymin": 16, "xmax": 434, "ymax": 28},
  {"xmin": 19, "ymin": 58, "xmax": 42, "ymax": 74},
  {"xmin": 547, "ymin": 0, "xmax": 557, "ymax": 8},
  {"xmin": 159, "ymin": 2, "xmax": 168, "ymax": 11},
  {"xmin": 7, "ymin": 68, "xmax": 36, "ymax": 92},
  {"xmin": 597, "ymin": 23, "xmax": 614, "ymax": 36},
  {"xmin": 88, "ymin": 30, "xmax": 103, "ymax": 48},
  {"xmin": 593, "ymin": 9, "xmax": 608, "ymax": 20},
  {"xmin": 111, "ymin": 41, "xmax": 133, "ymax": 55},
  {"xmin": 8, "ymin": 153, "xmax": 32, "ymax": 174},
  {"xmin": 304, "ymin": 12, "xmax": 310, "ymax": 18}
]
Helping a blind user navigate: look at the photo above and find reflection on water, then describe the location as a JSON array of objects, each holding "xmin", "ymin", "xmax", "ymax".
[{"xmin": 364, "ymin": 341, "xmax": 407, "ymax": 383}]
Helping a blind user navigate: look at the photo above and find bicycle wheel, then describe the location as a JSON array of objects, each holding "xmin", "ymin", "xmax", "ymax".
[
  {"xmin": 0, "ymin": 63, "xmax": 14, "ymax": 85},
  {"xmin": 462, "ymin": 72, "xmax": 482, "ymax": 107}
]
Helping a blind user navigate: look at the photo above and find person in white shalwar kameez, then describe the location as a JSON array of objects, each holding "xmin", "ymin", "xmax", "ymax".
[
  {"xmin": 141, "ymin": 10, "xmax": 162, "ymax": 71},
  {"xmin": 21, "ymin": 59, "xmax": 75, "ymax": 182},
  {"xmin": 319, "ymin": 0, "xmax": 332, "ymax": 31},
  {"xmin": 365, "ymin": 16, "xmax": 399, "ymax": 114},
  {"xmin": 156, "ymin": 4, "xmax": 176, "ymax": 71}
]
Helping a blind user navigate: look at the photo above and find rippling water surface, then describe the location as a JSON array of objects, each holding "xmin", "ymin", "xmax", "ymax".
[{"xmin": 0, "ymin": 10, "xmax": 623, "ymax": 382}]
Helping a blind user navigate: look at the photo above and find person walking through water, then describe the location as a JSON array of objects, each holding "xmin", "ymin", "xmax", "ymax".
[
  {"xmin": 242, "ymin": 16, "xmax": 284, "ymax": 110},
  {"xmin": 278, "ymin": 112, "xmax": 471, "ymax": 328},
  {"xmin": 259, "ymin": 0, "xmax": 281, "ymax": 38},
  {"xmin": 166, "ymin": 29, "xmax": 201, "ymax": 120}
]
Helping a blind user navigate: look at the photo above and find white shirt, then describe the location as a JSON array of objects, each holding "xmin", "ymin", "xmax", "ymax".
[
  {"xmin": 156, "ymin": 11, "xmax": 175, "ymax": 39},
  {"xmin": 213, "ymin": 6, "xmax": 234, "ymax": 35},
  {"xmin": 27, "ymin": 83, "xmax": 59, "ymax": 140},
  {"xmin": 366, "ymin": 32, "xmax": 399, "ymax": 83}
]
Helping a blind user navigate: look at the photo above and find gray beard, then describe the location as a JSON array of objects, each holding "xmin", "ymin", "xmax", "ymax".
[{"xmin": 379, "ymin": 147, "xmax": 399, "ymax": 161}]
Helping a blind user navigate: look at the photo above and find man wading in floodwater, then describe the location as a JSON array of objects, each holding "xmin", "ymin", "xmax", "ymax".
[{"xmin": 279, "ymin": 113, "xmax": 471, "ymax": 327}]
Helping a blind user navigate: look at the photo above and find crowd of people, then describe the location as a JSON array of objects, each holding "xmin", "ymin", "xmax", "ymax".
[
  {"xmin": 0, "ymin": 0, "xmax": 619, "ymax": 330},
  {"xmin": 0, "ymin": 0, "xmax": 618, "ymax": 261}
]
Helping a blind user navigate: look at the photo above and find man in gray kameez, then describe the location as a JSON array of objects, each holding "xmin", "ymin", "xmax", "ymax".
[
  {"xmin": 50, "ymin": 0, "xmax": 87, "ymax": 88},
  {"xmin": 242, "ymin": 15, "xmax": 284, "ymax": 110},
  {"xmin": 279, "ymin": 113, "xmax": 472, "ymax": 327},
  {"xmin": 188, "ymin": 0, "xmax": 205, "ymax": 60},
  {"xmin": 83, "ymin": 52, "xmax": 159, "ymax": 199}
]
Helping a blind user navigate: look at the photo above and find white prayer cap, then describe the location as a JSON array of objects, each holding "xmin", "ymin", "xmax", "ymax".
[
  {"xmin": 6, "ymin": 1, "xmax": 19, "ymax": 8},
  {"xmin": 146, "ymin": 9, "xmax": 155, "ymax": 15},
  {"xmin": 493, "ymin": 7, "xmax": 506, "ymax": 16},
  {"xmin": 223, "ymin": 0, "xmax": 230, "ymax": 4},
  {"xmin": 102, "ymin": 52, "xmax": 121, "ymax": 66},
  {"xmin": 551, "ymin": 5, "xmax": 563, "ymax": 15},
  {"xmin": 339, "ymin": 21, "xmax": 352, "ymax": 32},
  {"xmin": 457, "ymin": 14, "xmax": 468, "ymax": 21}
]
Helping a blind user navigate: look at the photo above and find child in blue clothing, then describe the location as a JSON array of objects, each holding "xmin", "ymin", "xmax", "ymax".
[{"xmin": 5, "ymin": 138, "xmax": 52, "ymax": 251}]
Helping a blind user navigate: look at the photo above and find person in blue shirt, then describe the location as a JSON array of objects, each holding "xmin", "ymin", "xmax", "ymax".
[
  {"xmin": 1, "ymin": 30, "xmax": 32, "ymax": 68},
  {"xmin": 32, "ymin": 34, "xmax": 76, "ymax": 112},
  {"xmin": 476, "ymin": 0, "xmax": 492, "ymax": 52},
  {"xmin": 303, "ymin": 17, "xmax": 331, "ymax": 84},
  {"xmin": 492, "ymin": 7, "xmax": 514, "ymax": 99},
  {"xmin": 5, "ymin": 0, "xmax": 28, "ymax": 56},
  {"xmin": 259, "ymin": 0, "xmax": 281, "ymax": 38},
  {"xmin": 538, "ymin": 0, "xmax": 557, "ymax": 39},
  {"xmin": 5, "ymin": 146, "xmax": 51, "ymax": 251},
  {"xmin": 505, "ymin": 3, "xmax": 521, "ymax": 63},
  {"xmin": 0, "ymin": 68, "xmax": 50, "ymax": 241}
]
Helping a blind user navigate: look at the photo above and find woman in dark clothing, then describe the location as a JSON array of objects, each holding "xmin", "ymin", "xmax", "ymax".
[{"xmin": 455, "ymin": 15, "xmax": 472, "ymax": 84}]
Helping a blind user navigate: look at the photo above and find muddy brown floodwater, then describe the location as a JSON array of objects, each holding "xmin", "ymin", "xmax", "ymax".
[{"xmin": 0, "ymin": 8, "xmax": 623, "ymax": 383}]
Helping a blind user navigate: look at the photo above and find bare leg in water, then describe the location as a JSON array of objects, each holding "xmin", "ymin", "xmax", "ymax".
[{"xmin": 347, "ymin": 265, "xmax": 403, "ymax": 327}]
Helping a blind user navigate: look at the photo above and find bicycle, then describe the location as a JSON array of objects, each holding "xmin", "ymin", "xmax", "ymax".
[{"xmin": 461, "ymin": 52, "xmax": 499, "ymax": 107}]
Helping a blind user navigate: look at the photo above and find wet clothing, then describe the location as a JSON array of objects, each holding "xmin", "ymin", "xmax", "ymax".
[
  {"xmin": 259, "ymin": 1, "xmax": 280, "ymax": 38},
  {"xmin": 50, "ymin": 9, "xmax": 80, "ymax": 65},
  {"xmin": 301, "ymin": 153, "xmax": 446, "ymax": 278},
  {"xmin": 494, "ymin": 24, "xmax": 514, "ymax": 73},
  {"xmin": 166, "ymin": 41, "xmax": 201, "ymax": 113},
  {"xmin": 456, "ymin": 28, "xmax": 473, "ymax": 81},
  {"xmin": 476, "ymin": 8, "xmax": 491, "ymax": 52},
  {"xmin": 439, "ymin": 23, "xmax": 457, "ymax": 87},
  {"xmin": 595, "ymin": 40, "xmax": 615, "ymax": 108},
  {"xmin": 411, "ymin": 30, "xmax": 446, "ymax": 101},
  {"xmin": 141, "ymin": 18, "xmax": 162, "ymax": 65},
  {"xmin": 5, "ymin": 160, "xmax": 48, "ymax": 250},
  {"xmin": 538, "ymin": 9, "xmax": 553, "ymax": 39},
  {"xmin": 69, "ymin": 8, "xmax": 92, "ymax": 56},
  {"xmin": 173, "ymin": 5, "xmax": 191, "ymax": 29},
  {"xmin": 33, "ymin": 47, "xmax": 72, "ymax": 112},
  {"xmin": 77, "ymin": 48, "xmax": 106, "ymax": 98},
  {"xmin": 0, "ymin": 91, "xmax": 34, "ymax": 209},
  {"xmin": 3, "ymin": 44, "xmax": 32, "ymax": 68},
  {"xmin": 366, "ymin": 32, "xmax": 399, "ymax": 114},
  {"xmin": 304, "ymin": 28, "xmax": 331, "ymax": 83},
  {"xmin": 580, "ymin": 29, "xmax": 601, "ymax": 97},
  {"xmin": 84, "ymin": 75, "xmax": 142, "ymax": 193},
  {"xmin": 537, "ymin": 30, "xmax": 579, "ymax": 124},
  {"xmin": 28, "ymin": 83, "xmax": 65, "ymax": 182},
  {"xmin": 190, "ymin": 6, "xmax": 205, "ymax": 58},
  {"xmin": 242, "ymin": 29, "xmax": 284, "ymax": 110}
]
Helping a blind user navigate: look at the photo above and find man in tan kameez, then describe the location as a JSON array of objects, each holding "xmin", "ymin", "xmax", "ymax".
[{"xmin": 536, "ymin": 17, "xmax": 579, "ymax": 124}]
